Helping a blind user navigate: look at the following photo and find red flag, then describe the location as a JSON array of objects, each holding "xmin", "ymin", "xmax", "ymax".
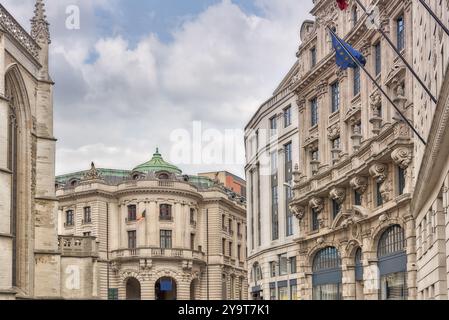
[{"xmin": 336, "ymin": 0, "xmax": 349, "ymax": 10}]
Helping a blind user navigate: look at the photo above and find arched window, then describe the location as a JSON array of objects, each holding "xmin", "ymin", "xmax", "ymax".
[
  {"xmin": 312, "ymin": 247, "xmax": 342, "ymax": 300},
  {"xmin": 126, "ymin": 278, "xmax": 141, "ymax": 300},
  {"xmin": 8, "ymin": 102, "xmax": 18, "ymax": 287},
  {"xmin": 378, "ymin": 225, "xmax": 407, "ymax": 300},
  {"xmin": 158, "ymin": 173, "xmax": 170, "ymax": 180}
]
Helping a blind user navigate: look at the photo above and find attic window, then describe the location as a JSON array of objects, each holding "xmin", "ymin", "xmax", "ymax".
[
  {"xmin": 158, "ymin": 173, "xmax": 170, "ymax": 180},
  {"xmin": 70, "ymin": 180, "xmax": 79, "ymax": 187},
  {"xmin": 133, "ymin": 174, "xmax": 140, "ymax": 180}
]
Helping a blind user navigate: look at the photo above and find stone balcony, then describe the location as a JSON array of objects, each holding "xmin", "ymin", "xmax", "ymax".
[
  {"xmin": 58, "ymin": 236, "xmax": 99, "ymax": 258},
  {"xmin": 111, "ymin": 247, "xmax": 206, "ymax": 262}
]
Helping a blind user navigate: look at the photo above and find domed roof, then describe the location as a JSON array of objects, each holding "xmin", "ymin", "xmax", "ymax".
[{"xmin": 133, "ymin": 148, "xmax": 182, "ymax": 174}]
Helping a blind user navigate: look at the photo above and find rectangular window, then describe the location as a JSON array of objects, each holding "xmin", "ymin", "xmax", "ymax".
[
  {"xmin": 284, "ymin": 142, "xmax": 293, "ymax": 182},
  {"xmin": 286, "ymin": 185, "xmax": 293, "ymax": 237},
  {"xmin": 229, "ymin": 218, "xmax": 233, "ymax": 233},
  {"xmin": 83, "ymin": 207, "xmax": 91, "ymax": 224},
  {"xmin": 397, "ymin": 15, "xmax": 405, "ymax": 51},
  {"xmin": 190, "ymin": 233, "xmax": 195, "ymax": 250},
  {"xmin": 376, "ymin": 182, "xmax": 384, "ymax": 207},
  {"xmin": 311, "ymin": 47, "xmax": 317, "ymax": 67},
  {"xmin": 290, "ymin": 257, "xmax": 297, "ymax": 274},
  {"xmin": 160, "ymin": 230, "xmax": 172, "ymax": 249},
  {"xmin": 190, "ymin": 208, "xmax": 195, "ymax": 224},
  {"xmin": 128, "ymin": 230, "xmax": 137, "ymax": 249},
  {"xmin": 229, "ymin": 242, "xmax": 233, "ymax": 257},
  {"xmin": 237, "ymin": 244, "xmax": 241, "ymax": 261},
  {"xmin": 66, "ymin": 210, "xmax": 74, "ymax": 226},
  {"xmin": 83, "ymin": 232, "xmax": 91, "ymax": 237},
  {"xmin": 284, "ymin": 106, "xmax": 292, "ymax": 128},
  {"xmin": 270, "ymin": 116, "xmax": 277, "ymax": 136},
  {"xmin": 222, "ymin": 238, "xmax": 226, "ymax": 255},
  {"xmin": 108, "ymin": 288, "xmax": 119, "ymax": 300},
  {"xmin": 270, "ymin": 262, "xmax": 277, "ymax": 277},
  {"xmin": 127, "ymin": 205, "xmax": 137, "ymax": 221},
  {"xmin": 355, "ymin": 191, "xmax": 362, "ymax": 206},
  {"xmin": 354, "ymin": 66, "xmax": 361, "ymax": 96},
  {"xmin": 398, "ymin": 167, "xmax": 406, "ymax": 195},
  {"xmin": 270, "ymin": 286, "xmax": 277, "ymax": 300},
  {"xmin": 375, "ymin": 42, "xmax": 382, "ymax": 75},
  {"xmin": 271, "ymin": 152, "xmax": 278, "ymax": 175},
  {"xmin": 311, "ymin": 98, "xmax": 318, "ymax": 127},
  {"xmin": 312, "ymin": 208, "xmax": 319, "ymax": 231},
  {"xmin": 279, "ymin": 254, "xmax": 288, "ymax": 276},
  {"xmin": 222, "ymin": 214, "xmax": 226, "ymax": 230},
  {"xmin": 332, "ymin": 199, "xmax": 341, "ymax": 219},
  {"xmin": 278, "ymin": 286, "xmax": 289, "ymax": 301},
  {"xmin": 159, "ymin": 204, "xmax": 172, "ymax": 220},
  {"xmin": 237, "ymin": 223, "xmax": 241, "ymax": 236},
  {"xmin": 290, "ymin": 284, "xmax": 298, "ymax": 300},
  {"xmin": 331, "ymin": 82, "xmax": 340, "ymax": 113},
  {"xmin": 272, "ymin": 185, "xmax": 279, "ymax": 240}
]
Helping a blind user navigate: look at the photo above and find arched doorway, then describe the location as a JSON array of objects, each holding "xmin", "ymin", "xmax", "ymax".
[
  {"xmin": 155, "ymin": 277, "xmax": 177, "ymax": 300},
  {"xmin": 377, "ymin": 225, "xmax": 407, "ymax": 300},
  {"xmin": 190, "ymin": 279, "xmax": 199, "ymax": 300},
  {"xmin": 312, "ymin": 247, "xmax": 342, "ymax": 300},
  {"xmin": 126, "ymin": 278, "xmax": 141, "ymax": 300}
]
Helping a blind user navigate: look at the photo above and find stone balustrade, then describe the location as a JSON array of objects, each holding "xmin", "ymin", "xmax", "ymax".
[{"xmin": 58, "ymin": 236, "xmax": 99, "ymax": 258}]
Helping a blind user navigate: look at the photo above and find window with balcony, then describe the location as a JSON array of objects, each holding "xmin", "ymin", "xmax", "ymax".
[
  {"xmin": 397, "ymin": 166, "xmax": 406, "ymax": 195},
  {"xmin": 396, "ymin": 15, "xmax": 405, "ymax": 51},
  {"xmin": 354, "ymin": 66, "xmax": 361, "ymax": 96},
  {"xmin": 374, "ymin": 42, "xmax": 382, "ymax": 76},
  {"xmin": 128, "ymin": 205, "xmax": 137, "ymax": 222},
  {"xmin": 160, "ymin": 204, "xmax": 172, "ymax": 221},
  {"xmin": 331, "ymin": 82, "xmax": 340, "ymax": 113},
  {"xmin": 312, "ymin": 208, "xmax": 319, "ymax": 231},
  {"xmin": 311, "ymin": 47, "xmax": 317, "ymax": 68},
  {"xmin": 284, "ymin": 106, "xmax": 292, "ymax": 128},
  {"xmin": 83, "ymin": 207, "xmax": 91, "ymax": 224},
  {"xmin": 160, "ymin": 230, "xmax": 172, "ymax": 249},
  {"xmin": 311, "ymin": 98, "xmax": 318, "ymax": 127},
  {"xmin": 66, "ymin": 210, "xmax": 74, "ymax": 227},
  {"xmin": 128, "ymin": 230, "xmax": 137, "ymax": 249},
  {"xmin": 376, "ymin": 182, "xmax": 384, "ymax": 207}
]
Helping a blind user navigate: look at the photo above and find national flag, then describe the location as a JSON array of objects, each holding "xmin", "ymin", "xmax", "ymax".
[
  {"xmin": 331, "ymin": 33, "xmax": 367, "ymax": 70},
  {"xmin": 336, "ymin": 0, "xmax": 349, "ymax": 10}
]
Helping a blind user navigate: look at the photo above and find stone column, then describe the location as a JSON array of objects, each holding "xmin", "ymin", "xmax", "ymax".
[
  {"xmin": 404, "ymin": 214, "xmax": 417, "ymax": 300},
  {"xmin": 362, "ymin": 234, "xmax": 379, "ymax": 300},
  {"xmin": 342, "ymin": 257, "xmax": 356, "ymax": 300}
]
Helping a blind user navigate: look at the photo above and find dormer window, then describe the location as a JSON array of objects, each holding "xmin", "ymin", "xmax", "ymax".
[{"xmin": 158, "ymin": 173, "xmax": 170, "ymax": 180}]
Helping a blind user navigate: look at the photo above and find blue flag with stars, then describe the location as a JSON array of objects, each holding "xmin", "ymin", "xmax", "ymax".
[{"xmin": 331, "ymin": 33, "xmax": 366, "ymax": 70}]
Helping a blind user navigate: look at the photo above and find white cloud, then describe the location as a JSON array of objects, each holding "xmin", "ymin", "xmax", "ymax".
[{"xmin": 2, "ymin": 0, "xmax": 313, "ymax": 178}]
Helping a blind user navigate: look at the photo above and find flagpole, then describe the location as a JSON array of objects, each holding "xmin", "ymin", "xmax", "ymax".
[
  {"xmin": 418, "ymin": 0, "xmax": 449, "ymax": 37},
  {"xmin": 353, "ymin": 0, "xmax": 437, "ymax": 104},
  {"xmin": 327, "ymin": 26, "xmax": 427, "ymax": 146}
]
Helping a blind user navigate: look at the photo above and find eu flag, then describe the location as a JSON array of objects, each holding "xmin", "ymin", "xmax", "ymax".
[{"xmin": 331, "ymin": 33, "xmax": 366, "ymax": 70}]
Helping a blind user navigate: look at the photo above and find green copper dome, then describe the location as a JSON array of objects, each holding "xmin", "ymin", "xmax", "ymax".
[{"xmin": 133, "ymin": 148, "xmax": 182, "ymax": 174}]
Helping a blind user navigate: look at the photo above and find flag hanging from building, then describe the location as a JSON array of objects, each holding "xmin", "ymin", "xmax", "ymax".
[
  {"xmin": 336, "ymin": 0, "xmax": 349, "ymax": 10},
  {"xmin": 331, "ymin": 33, "xmax": 366, "ymax": 70}
]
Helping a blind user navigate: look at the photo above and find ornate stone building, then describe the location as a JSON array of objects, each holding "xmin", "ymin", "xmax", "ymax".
[
  {"xmin": 0, "ymin": 0, "xmax": 61, "ymax": 299},
  {"xmin": 56, "ymin": 150, "xmax": 248, "ymax": 300},
  {"xmin": 246, "ymin": 0, "xmax": 449, "ymax": 300}
]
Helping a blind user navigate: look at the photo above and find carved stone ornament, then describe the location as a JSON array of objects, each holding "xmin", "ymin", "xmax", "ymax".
[
  {"xmin": 291, "ymin": 205, "xmax": 305, "ymax": 221},
  {"xmin": 329, "ymin": 188, "xmax": 346, "ymax": 204},
  {"xmin": 328, "ymin": 124, "xmax": 341, "ymax": 140},
  {"xmin": 391, "ymin": 147, "xmax": 412, "ymax": 169},
  {"xmin": 350, "ymin": 176, "xmax": 368, "ymax": 194},
  {"xmin": 370, "ymin": 91, "xmax": 382, "ymax": 114},
  {"xmin": 369, "ymin": 163, "xmax": 388, "ymax": 183},
  {"xmin": 380, "ymin": 179, "xmax": 393, "ymax": 202},
  {"xmin": 316, "ymin": 80, "xmax": 328, "ymax": 96},
  {"xmin": 83, "ymin": 162, "xmax": 103, "ymax": 181},
  {"xmin": 309, "ymin": 197, "xmax": 324, "ymax": 213}
]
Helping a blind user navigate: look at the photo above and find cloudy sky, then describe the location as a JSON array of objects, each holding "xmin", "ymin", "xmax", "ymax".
[{"xmin": 2, "ymin": 0, "xmax": 313, "ymax": 177}]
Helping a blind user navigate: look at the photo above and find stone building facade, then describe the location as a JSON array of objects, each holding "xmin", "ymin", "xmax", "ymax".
[
  {"xmin": 56, "ymin": 150, "xmax": 248, "ymax": 300},
  {"xmin": 246, "ymin": 0, "xmax": 449, "ymax": 300},
  {"xmin": 245, "ymin": 64, "xmax": 301, "ymax": 300}
]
